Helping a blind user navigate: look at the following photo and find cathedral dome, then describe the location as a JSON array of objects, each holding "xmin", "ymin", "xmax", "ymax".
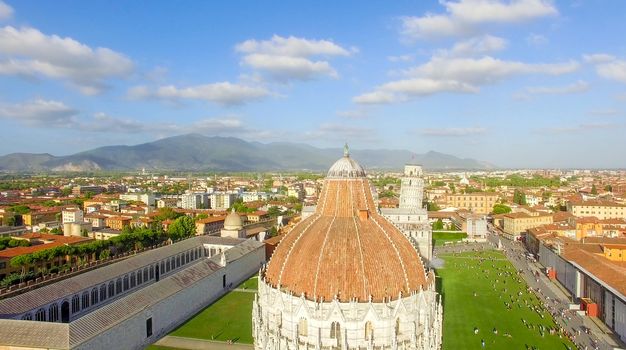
[
  {"xmin": 264, "ymin": 148, "xmax": 428, "ymax": 303},
  {"xmin": 224, "ymin": 209, "xmax": 243, "ymax": 230},
  {"xmin": 326, "ymin": 143, "xmax": 366, "ymax": 178}
]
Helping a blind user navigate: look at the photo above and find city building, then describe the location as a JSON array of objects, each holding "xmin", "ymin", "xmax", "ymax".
[
  {"xmin": 0, "ymin": 236, "xmax": 265, "ymax": 349},
  {"xmin": 536, "ymin": 236, "xmax": 626, "ymax": 343},
  {"xmin": 210, "ymin": 192, "xmax": 237, "ymax": 210},
  {"xmin": 568, "ymin": 199, "xmax": 626, "ymax": 220},
  {"xmin": 195, "ymin": 216, "xmax": 226, "ymax": 235},
  {"xmin": 62, "ymin": 208, "xmax": 84, "ymax": 224},
  {"xmin": 220, "ymin": 210, "xmax": 246, "ymax": 239},
  {"xmin": 502, "ymin": 212, "xmax": 553, "ymax": 240},
  {"xmin": 253, "ymin": 148, "xmax": 442, "ymax": 350},
  {"xmin": 105, "ymin": 216, "xmax": 132, "ymax": 231},
  {"xmin": 444, "ymin": 192, "xmax": 499, "ymax": 214},
  {"xmin": 180, "ymin": 192, "xmax": 208, "ymax": 210},
  {"xmin": 381, "ymin": 164, "xmax": 433, "ymax": 262},
  {"xmin": 119, "ymin": 193, "xmax": 155, "ymax": 207}
]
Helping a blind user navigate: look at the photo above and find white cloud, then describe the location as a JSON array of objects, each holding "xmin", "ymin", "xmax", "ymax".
[
  {"xmin": 0, "ymin": 99, "xmax": 78, "ymax": 127},
  {"xmin": 388, "ymin": 54, "xmax": 414, "ymax": 63},
  {"xmin": 526, "ymin": 80, "xmax": 589, "ymax": 94},
  {"xmin": 420, "ymin": 127, "xmax": 487, "ymax": 136},
  {"xmin": 586, "ymin": 109, "xmax": 620, "ymax": 117},
  {"xmin": 536, "ymin": 122, "xmax": 619, "ymax": 134},
  {"xmin": 526, "ymin": 33, "xmax": 548, "ymax": 46},
  {"xmin": 235, "ymin": 35, "xmax": 353, "ymax": 81},
  {"xmin": 401, "ymin": 0, "xmax": 557, "ymax": 40},
  {"xmin": 405, "ymin": 56, "xmax": 578, "ymax": 85},
  {"xmin": 445, "ymin": 35, "xmax": 508, "ymax": 57},
  {"xmin": 595, "ymin": 60, "xmax": 626, "ymax": 84},
  {"xmin": 304, "ymin": 123, "xmax": 377, "ymax": 142},
  {"xmin": 355, "ymin": 55, "xmax": 578, "ymax": 104},
  {"xmin": 584, "ymin": 54, "xmax": 626, "ymax": 84},
  {"xmin": 0, "ymin": 26, "xmax": 134, "ymax": 94},
  {"xmin": 583, "ymin": 53, "xmax": 615, "ymax": 64},
  {"xmin": 0, "ymin": 1, "xmax": 13, "ymax": 21},
  {"xmin": 336, "ymin": 109, "xmax": 371, "ymax": 119},
  {"xmin": 127, "ymin": 82, "xmax": 270, "ymax": 105}
]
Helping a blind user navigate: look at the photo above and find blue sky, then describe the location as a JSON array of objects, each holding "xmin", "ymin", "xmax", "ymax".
[{"xmin": 0, "ymin": 0, "xmax": 625, "ymax": 168}]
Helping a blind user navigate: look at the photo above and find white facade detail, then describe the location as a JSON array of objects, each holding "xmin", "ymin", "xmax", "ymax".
[{"xmin": 253, "ymin": 270, "xmax": 442, "ymax": 350}]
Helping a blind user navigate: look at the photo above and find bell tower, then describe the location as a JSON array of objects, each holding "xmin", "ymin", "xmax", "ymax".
[{"xmin": 399, "ymin": 164, "xmax": 424, "ymax": 210}]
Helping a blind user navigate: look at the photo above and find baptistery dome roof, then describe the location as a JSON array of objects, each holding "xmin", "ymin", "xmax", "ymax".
[
  {"xmin": 264, "ymin": 147, "xmax": 428, "ymax": 303},
  {"xmin": 224, "ymin": 209, "xmax": 243, "ymax": 230}
]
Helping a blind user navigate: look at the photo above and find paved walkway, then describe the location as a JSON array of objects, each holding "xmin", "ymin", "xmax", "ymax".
[
  {"xmin": 154, "ymin": 335, "xmax": 253, "ymax": 350},
  {"xmin": 232, "ymin": 288, "xmax": 257, "ymax": 293}
]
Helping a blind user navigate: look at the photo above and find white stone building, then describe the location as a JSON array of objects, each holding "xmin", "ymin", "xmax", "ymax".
[
  {"xmin": 381, "ymin": 164, "xmax": 433, "ymax": 262},
  {"xmin": 0, "ymin": 236, "xmax": 265, "ymax": 349},
  {"xmin": 253, "ymin": 148, "xmax": 442, "ymax": 350}
]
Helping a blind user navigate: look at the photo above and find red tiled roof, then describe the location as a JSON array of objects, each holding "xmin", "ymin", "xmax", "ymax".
[{"xmin": 265, "ymin": 177, "xmax": 428, "ymax": 303}]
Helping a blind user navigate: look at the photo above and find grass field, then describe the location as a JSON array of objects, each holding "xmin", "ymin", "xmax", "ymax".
[
  {"xmin": 437, "ymin": 250, "xmax": 576, "ymax": 350},
  {"xmin": 432, "ymin": 231, "xmax": 467, "ymax": 246},
  {"xmin": 166, "ymin": 275, "xmax": 258, "ymax": 344}
]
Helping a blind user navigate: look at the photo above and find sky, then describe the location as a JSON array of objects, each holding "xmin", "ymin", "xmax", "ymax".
[{"xmin": 0, "ymin": 0, "xmax": 625, "ymax": 168}]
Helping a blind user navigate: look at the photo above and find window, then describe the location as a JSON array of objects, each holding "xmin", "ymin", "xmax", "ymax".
[
  {"xmin": 144, "ymin": 267, "xmax": 149, "ymax": 282},
  {"xmin": 116, "ymin": 278, "xmax": 122, "ymax": 294},
  {"xmin": 146, "ymin": 317, "xmax": 153, "ymax": 338},
  {"xmin": 71, "ymin": 295, "xmax": 80, "ymax": 314},
  {"xmin": 222, "ymin": 274, "xmax": 226, "ymax": 288},
  {"xmin": 21, "ymin": 313, "xmax": 32, "ymax": 320},
  {"xmin": 35, "ymin": 308, "xmax": 46, "ymax": 322},
  {"xmin": 100, "ymin": 284, "xmax": 107, "ymax": 302},
  {"xmin": 108, "ymin": 281, "xmax": 115, "ymax": 297},
  {"xmin": 137, "ymin": 270, "xmax": 143, "ymax": 285},
  {"xmin": 48, "ymin": 303, "xmax": 58, "ymax": 322},
  {"xmin": 123, "ymin": 275, "xmax": 129, "ymax": 291},
  {"xmin": 395, "ymin": 318, "xmax": 401, "ymax": 336},
  {"xmin": 298, "ymin": 318, "xmax": 308, "ymax": 337},
  {"xmin": 91, "ymin": 288, "xmax": 99, "ymax": 305},
  {"xmin": 130, "ymin": 272, "xmax": 136, "ymax": 288},
  {"xmin": 365, "ymin": 321, "xmax": 373, "ymax": 340},
  {"xmin": 150, "ymin": 266, "xmax": 154, "ymax": 280},
  {"xmin": 330, "ymin": 322, "xmax": 341, "ymax": 339},
  {"xmin": 82, "ymin": 291, "xmax": 90, "ymax": 309}
]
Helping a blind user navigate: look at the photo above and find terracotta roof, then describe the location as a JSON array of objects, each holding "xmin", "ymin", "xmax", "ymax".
[
  {"xmin": 563, "ymin": 244, "xmax": 626, "ymax": 296},
  {"xmin": 0, "ymin": 236, "xmax": 91, "ymax": 259},
  {"xmin": 196, "ymin": 216, "xmax": 226, "ymax": 224},
  {"xmin": 265, "ymin": 175, "xmax": 428, "ymax": 303}
]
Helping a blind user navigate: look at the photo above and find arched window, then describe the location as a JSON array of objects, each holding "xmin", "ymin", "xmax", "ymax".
[
  {"xmin": 176, "ymin": 255, "xmax": 181, "ymax": 268},
  {"xmin": 21, "ymin": 313, "xmax": 32, "ymax": 320},
  {"xmin": 100, "ymin": 284, "xmax": 107, "ymax": 302},
  {"xmin": 35, "ymin": 308, "xmax": 46, "ymax": 321},
  {"xmin": 91, "ymin": 288, "xmax": 98, "ymax": 305},
  {"xmin": 144, "ymin": 267, "xmax": 149, "ymax": 282},
  {"xmin": 365, "ymin": 321, "xmax": 373, "ymax": 340},
  {"xmin": 71, "ymin": 295, "xmax": 80, "ymax": 314},
  {"xmin": 166, "ymin": 259, "xmax": 171, "ymax": 272},
  {"xmin": 395, "ymin": 318, "xmax": 401, "ymax": 336},
  {"xmin": 130, "ymin": 272, "xmax": 136, "ymax": 288},
  {"xmin": 123, "ymin": 275, "xmax": 129, "ymax": 291},
  {"xmin": 116, "ymin": 278, "xmax": 122, "ymax": 294},
  {"xmin": 150, "ymin": 265, "xmax": 155, "ymax": 280},
  {"xmin": 330, "ymin": 322, "xmax": 341, "ymax": 339},
  {"xmin": 298, "ymin": 318, "xmax": 308, "ymax": 337},
  {"xmin": 48, "ymin": 303, "xmax": 58, "ymax": 322},
  {"xmin": 108, "ymin": 281, "xmax": 115, "ymax": 297},
  {"xmin": 137, "ymin": 270, "xmax": 143, "ymax": 285},
  {"xmin": 82, "ymin": 291, "xmax": 90, "ymax": 309}
]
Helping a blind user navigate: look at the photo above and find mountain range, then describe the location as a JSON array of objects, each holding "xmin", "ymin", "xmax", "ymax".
[{"xmin": 0, "ymin": 134, "xmax": 495, "ymax": 172}]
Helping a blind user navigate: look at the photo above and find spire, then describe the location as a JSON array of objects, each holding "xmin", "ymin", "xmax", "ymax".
[{"xmin": 343, "ymin": 143, "xmax": 350, "ymax": 157}]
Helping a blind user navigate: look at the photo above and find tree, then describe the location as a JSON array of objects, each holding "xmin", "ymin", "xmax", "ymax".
[
  {"xmin": 154, "ymin": 207, "xmax": 182, "ymax": 221},
  {"xmin": 426, "ymin": 201, "xmax": 440, "ymax": 211},
  {"xmin": 492, "ymin": 204, "xmax": 512, "ymax": 215},
  {"xmin": 194, "ymin": 213, "xmax": 209, "ymax": 222},
  {"xmin": 513, "ymin": 190, "xmax": 527, "ymax": 205},
  {"xmin": 591, "ymin": 184, "xmax": 598, "ymax": 195},
  {"xmin": 432, "ymin": 219, "xmax": 444, "ymax": 230},
  {"xmin": 605, "ymin": 184, "xmax": 613, "ymax": 192},
  {"xmin": 267, "ymin": 206, "xmax": 282, "ymax": 217},
  {"xmin": 167, "ymin": 216, "xmax": 196, "ymax": 241}
]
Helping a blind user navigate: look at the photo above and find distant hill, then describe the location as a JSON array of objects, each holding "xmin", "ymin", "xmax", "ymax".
[{"xmin": 0, "ymin": 134, "xmax": 496, "ymax": 172}]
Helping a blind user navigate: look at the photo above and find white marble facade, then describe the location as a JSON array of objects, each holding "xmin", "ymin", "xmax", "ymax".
[{"xmin": 253, "ymin": 269, "xmax": 443, "ymax": 350}]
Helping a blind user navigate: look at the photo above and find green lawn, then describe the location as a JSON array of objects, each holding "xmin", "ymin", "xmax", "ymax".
[
  {"xmin": 238, "ymin": 275, "xmax": 258, "ymax": 290},
  {"xmin": 145, "ymin": 345, "xmax": 180, "ymax": 350},
  {"xmin": 167, "ymin": 276, "xmax": 258, "ymax": 344},
  {"xmin": 437, "ymin": 250, "xmax": 575, "ymax": 350},
  {"xmin": 433, "ymin": 231, "xmax": 467, "ymax": 246}
]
